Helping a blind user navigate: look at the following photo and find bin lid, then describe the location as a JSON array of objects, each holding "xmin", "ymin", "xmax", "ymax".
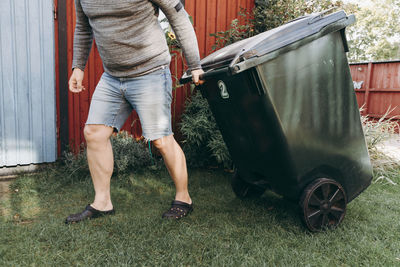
[{"xmin": 200, "ymin": 10, "xmax": 354, "ymax": 71}]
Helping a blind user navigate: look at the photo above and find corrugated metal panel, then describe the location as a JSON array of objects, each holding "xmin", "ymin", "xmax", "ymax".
[
  {"xmin": 62, "ymin": 0, "xmax": 255, "ymax": 149},
  {"xmin": 350, "ymin": 61, "xmax": 400, "ymax": 118},
  {"xmin": 0, "ymin": 0, "xmax": 57, "ymax": 167}
]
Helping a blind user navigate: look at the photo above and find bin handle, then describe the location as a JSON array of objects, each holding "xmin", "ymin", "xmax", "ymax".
[{"xmin": 179, "ymin": 67, "xmax": 229, "ymax": 85}]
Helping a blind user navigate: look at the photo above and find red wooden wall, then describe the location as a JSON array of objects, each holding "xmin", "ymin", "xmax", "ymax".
[
  {"xmin": 350, "ymin": 61, "xmax": 400, "ymax": 119},
  {"xmin": 56, "ymin": 0, "xmax": 255, "ymax": 150}
]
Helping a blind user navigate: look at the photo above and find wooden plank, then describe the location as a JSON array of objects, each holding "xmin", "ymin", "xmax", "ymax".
[
  {"xmin": 353, "ymin": 88, "xmax": 400, "ymax": 92},
  {"xmin": 67, "ymin": 0, "xmax": 77, "ymax": 150},
  {"xmin": 55, "ymin": 0, "xmax": 61, "ymax": 155},
  {"xmin": 216, "ymin": 0, "xmax": 228, "ymax": 32},
  {"xmin": 194, "ymin": 0, "xmax": 207, "ymax": 58},
  {"xmin": 56, "ymin": 0, "xmax": 71, "ymax": 155},
  {"xmin": 185, "ymin": 0, "xmax": 194, "ymax": 14},
  {"xmin": 227, "ymin": 0, "xmax": 238, "ymax": 24},
  {"xmin": 363, "ymin": 62, "xmax": 373, "ymax": 115},
  {"xmin": 205, "ymin": 0, "xmax": 217, "ymax": 54}
]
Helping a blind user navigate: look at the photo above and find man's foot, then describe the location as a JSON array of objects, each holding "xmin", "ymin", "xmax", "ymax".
[
  {"xmin": 65, "ymin": 204, "xmax": 115, "ymax": 224},
  {"xmin": 162, "ymin": 200, "xmax": 193, "ymax": 219}
]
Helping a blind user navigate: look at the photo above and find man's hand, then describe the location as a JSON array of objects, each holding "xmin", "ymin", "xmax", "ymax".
[
  {"xmin": 191, "ymin": 69, "xmax": 205, "ymax": 86},
  {"xmin": 69, "ymin": 68, "xmax": 85, "ymax": 93}
]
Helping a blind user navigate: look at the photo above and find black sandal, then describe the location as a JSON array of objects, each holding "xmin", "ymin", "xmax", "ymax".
[
  {"xmin": 162, "ymin": 200, "xmax": 193, "ymax": 219},
  {"xmin": 65, "ymin": 204, "xmax": 115, "ymax": 224}
]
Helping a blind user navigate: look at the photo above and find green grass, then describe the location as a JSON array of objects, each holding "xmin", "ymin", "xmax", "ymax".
[{"xmin": 1, "ymin": 166, "xmax": 400, "ymax": 266}]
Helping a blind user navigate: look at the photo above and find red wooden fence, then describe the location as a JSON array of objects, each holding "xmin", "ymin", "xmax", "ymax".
[
  {"xmin": 57, "ymin": 2, "xmax": 399, "ymax": 153},
  {"xmin": 56, "ymin": 0, "xmax": 255, "ymax": 151},
  {"xmin": 350, "ymin": 61, "xmax": 400, "ymax": 119}
]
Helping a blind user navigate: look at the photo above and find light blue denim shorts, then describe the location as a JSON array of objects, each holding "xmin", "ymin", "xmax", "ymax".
[{"xmin": 86, "ymin": 66, "xmax": 173, "ymax": 141}]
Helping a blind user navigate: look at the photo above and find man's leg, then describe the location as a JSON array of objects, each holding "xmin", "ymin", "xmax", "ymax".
[
  {"xmin": 153, "ymin": 135, "xmax": 191, "ymax": 204},
  {"xmin": 84, "ymin": 124, "xmax": 115, "ymax": 211}
]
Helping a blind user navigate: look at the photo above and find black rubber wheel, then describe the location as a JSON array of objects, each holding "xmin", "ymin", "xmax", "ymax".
[
  {"xmin": 300, "ymin": 178, "xmax": 347, "ymax": 232},
  {"xmin": 231, "ymin": 171, "xmax": 265, "ymax": 199}
]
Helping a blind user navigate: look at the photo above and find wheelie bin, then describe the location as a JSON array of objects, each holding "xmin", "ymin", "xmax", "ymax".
[{"xmin": 180, "ymin": 10, "xmax": 373, "ymax": 231}]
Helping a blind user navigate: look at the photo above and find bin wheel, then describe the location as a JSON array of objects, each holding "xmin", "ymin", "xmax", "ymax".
[
  {"xmin": 300, "ymin": 178, "xmax": 347, "ymax": 232},
  {"xmin": 231, "ymin": 171, "xmax": 265, "ymax": 199}
]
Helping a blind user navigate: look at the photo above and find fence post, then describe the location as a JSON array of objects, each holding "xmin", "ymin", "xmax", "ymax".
[
  {"xmin": 363, "ymin": 62, "xmax": 373, "ymax": 115},
  {"xmin": 57, "ymin": 0, "xmax": 70, "ymax": 155}
]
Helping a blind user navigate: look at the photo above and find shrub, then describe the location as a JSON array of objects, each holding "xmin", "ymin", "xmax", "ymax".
[
  {"xmin": 111, "ymin": 131, "xmax": 156, "ymax": 174},
  {"xmin": 360, "ymin": 108, "xmax": 400, "ymax": 184},
  {"xmin": 211, "ymin": 0, "xmax": 345, "ymax": 49},
  {"xmin": 180, "ymin": 92, "xmax": 232, "ymax": 168},
  {"xmin": 62, "ymin": 131, "xmax": 158, "ymax": 181},
  {"xmin": 361, "ymin": 108, "xmax": 399, "ymax": 154},
  {"xmin": 62, "ymin": 144, "xmax": 90, "ymax": 181}
]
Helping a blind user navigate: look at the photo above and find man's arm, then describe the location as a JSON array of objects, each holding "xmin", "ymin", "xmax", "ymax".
[
  {"xmin": 69, "ymin": 0, "xmax": 93, "ymax": 93},
  {"xmin": 72, "ymin": 0, "xmax": 93, "ymax": 71},
  {"xmin": 150, "ymin": 0, "xmax": 204, "ymax": 83}
]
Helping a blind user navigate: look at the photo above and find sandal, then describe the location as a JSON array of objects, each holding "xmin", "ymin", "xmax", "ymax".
[
  {"xmin": 162, "ymin": 200, "xmax": 193, "ymax": 219},
  {"xmin": 65, "ymin": 204, "xmax": 115, "ymax": 224}
]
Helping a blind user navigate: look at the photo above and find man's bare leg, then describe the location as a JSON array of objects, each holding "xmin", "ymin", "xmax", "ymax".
[
  {"xmin": 153, "ymin": 135, "xmax": 191, "ymax": 204},
  {"xmin": 84, "ymin": 124, "xmax": 115, "ymax": 211}
]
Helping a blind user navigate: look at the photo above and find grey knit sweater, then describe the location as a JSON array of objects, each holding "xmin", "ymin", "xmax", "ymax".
[{"xmin": 72, "ymin": 0, "xmax": 201, "ymax": 77}]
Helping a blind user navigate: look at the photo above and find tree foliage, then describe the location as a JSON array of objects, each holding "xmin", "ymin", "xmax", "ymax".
[
  {"xmin": 346, "ymin": 0, "xmax": 400, "ymax": 62},
  {"xmin": 180, "ymin": 92, "xmax": 232, "ymax": 168},
  {"xmin": 211, "ymin": 0, "xmax": 400, "ymax": 61},
  {"xmin": 253, "ymin": 0, "xmax": 344, "ymax": 33},
  {"xmin": 211, "ymin": 0, "xmax": 345, "ymax": 49}
]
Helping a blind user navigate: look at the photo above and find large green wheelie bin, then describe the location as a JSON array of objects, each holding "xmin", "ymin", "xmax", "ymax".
[{"xmin": 181, "ymin": 10, "xmax": 373, "ymax": 231}]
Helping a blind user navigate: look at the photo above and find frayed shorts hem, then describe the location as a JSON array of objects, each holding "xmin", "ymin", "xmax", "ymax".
[
  {"xmin": 85, "ymin": 122, "xmax": 120, "ymax": 132},
  {"xmin": 143, "ymin": 132, "xmax": 174, "ymax": 142},
  {"xmin": 84, "ymin": 122, "xmax": 174, "ymax": 142}
]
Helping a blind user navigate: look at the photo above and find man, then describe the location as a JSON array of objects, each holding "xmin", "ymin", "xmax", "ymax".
[{"xmin": 66, "ymin": 0, "xmax": 204, "ymax": 223}]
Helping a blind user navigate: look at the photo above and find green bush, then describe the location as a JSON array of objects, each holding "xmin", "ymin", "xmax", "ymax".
[
  {"xmin": 361, "ymin": 113, "xmax": 398, "ymax": 153},
  {"xmin": 360, "ymin": 108, "xmax": 399, "ymax": 157},
  {"xmin": 62, "ymin": 144, "xmax": 90, "ymax": 181},
  {"xmin": 180, "ymin": 92, "xmax": 232, "ymax": 168},
  {"xmin": 62, "ymin": 131, "xmax": 158, "ymax": 181},
  {"xmin": 110, "ymin": 131, "xmax": 156, "ymax": 174},
  {"xmin": 360, "ymin": 108, "xmax": 400, "ymax": 184},
  {"xmin": 211, "ymin": 0, "xmax": 345, "ymax": 49}
]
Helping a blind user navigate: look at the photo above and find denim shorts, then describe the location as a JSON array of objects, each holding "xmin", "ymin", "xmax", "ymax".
[{"xmin": 86, "ymin": 66, "xmax": 173, "ymax": 141}]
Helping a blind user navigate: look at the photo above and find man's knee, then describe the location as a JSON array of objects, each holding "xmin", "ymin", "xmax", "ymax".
[
  {"xmin": 152, "ymin": 135, "xmax": 174, "ymax": 152},
  {"xmin": 84, "ymin": 125, "xmax": 113, "ymax": 143}
]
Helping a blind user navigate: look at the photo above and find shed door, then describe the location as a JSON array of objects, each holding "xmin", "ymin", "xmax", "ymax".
[{"xmin": 0, "ymin": 0, "xmax": 56, "ymax": 167}]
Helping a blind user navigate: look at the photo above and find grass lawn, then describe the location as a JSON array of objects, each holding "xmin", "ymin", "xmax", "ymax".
[{"xmin": 1, "ymin": 165, "xmax": 400, "ymax": 266}]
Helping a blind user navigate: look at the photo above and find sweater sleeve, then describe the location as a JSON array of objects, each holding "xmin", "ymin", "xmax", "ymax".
[
  {"xmin": 150, "ymin": 0, "xmax": 202, "ymax": 71},
  {"xmin": 72, "ymin": 0, "xmax": 93, "ymax": 71}
]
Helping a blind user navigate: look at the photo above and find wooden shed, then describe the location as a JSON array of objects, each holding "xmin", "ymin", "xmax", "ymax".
[{"xmin": 0, "ymin": 0, "xmax": 57, "ymax": 168}]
